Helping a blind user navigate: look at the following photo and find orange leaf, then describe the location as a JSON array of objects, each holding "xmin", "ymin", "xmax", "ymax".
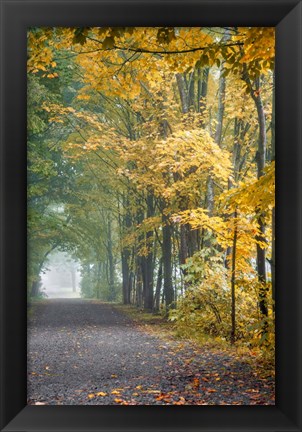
[{"xmin": 193, "ymin": 378, "xmax": 200, "ymax": 387}]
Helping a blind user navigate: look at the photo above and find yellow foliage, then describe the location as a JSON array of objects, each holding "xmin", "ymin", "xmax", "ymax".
[{"xmin": 220, "ymin": 162, "xmax": 275, "ymax": 216}]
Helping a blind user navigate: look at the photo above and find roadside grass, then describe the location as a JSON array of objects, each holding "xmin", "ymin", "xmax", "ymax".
[
  {"xmin": 114, "ymin": 304, "xmax": 175, "ymax": 339},
  {"xmin": 114, "ymin": 303, "xmax": 275, "ymax": 380}
]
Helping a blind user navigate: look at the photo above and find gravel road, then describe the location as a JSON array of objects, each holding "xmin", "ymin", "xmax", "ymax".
[{"xmin": 27, "ymin": 299, "xmax": 275, "ymax": 405}]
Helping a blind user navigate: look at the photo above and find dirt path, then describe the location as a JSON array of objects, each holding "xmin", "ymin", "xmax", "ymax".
[{"xmin": 27, "ymin": 299, "xmax": 275, "ymax": 405}]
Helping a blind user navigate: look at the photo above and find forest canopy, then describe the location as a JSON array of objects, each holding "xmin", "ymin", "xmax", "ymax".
[{"xmin": 27, "ymin": 27, "xmax": 275, "ymax": 348}]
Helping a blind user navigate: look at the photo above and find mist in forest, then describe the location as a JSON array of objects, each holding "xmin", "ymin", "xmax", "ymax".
[{"xmin": 40, "ymin": 252, "xmax": 81, "ymax": 299}]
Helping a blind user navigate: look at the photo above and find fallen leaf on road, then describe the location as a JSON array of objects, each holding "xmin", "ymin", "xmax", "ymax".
[{"xmin": 193, "ymin": 378, "xmax": 200, "ymax": 388}]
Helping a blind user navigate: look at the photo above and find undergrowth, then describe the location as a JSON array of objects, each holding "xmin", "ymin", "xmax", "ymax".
[{"xmin": 116, "ymin": 303, "xmax": 275, "ymax": 380}]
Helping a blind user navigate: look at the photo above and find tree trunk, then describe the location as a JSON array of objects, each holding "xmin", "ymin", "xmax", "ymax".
[
  {"xmin": 271, "ymin": 69, "xmax": 275, "ymax": 311},
  {"xmin": 176, "ymin": 73, "xmax": 189, "ymax": 113},
  {"xmin": 253, "ymin": 78, "xmax": 268, "ymax": 320},
  {"xmin": 71, "ymin": 266, "xmax": 76, "ymax": 292},
  {"xmin": 271, "ymin": 207, "xmax": 275, "ymax": 311},
  {"xmin": 120, "ymin": 194, "xmax": 132, "ymax": 305},
  {"xmin": 230, "ymin": 210, "xmax": 238, "ymax": 344},
  {"xmin": 142, "ymin": 194, "xmax": 154, "ymax": 310},
  {"xmin": 187, "ymin": 70, "xmax": 195, "ymax": 110},
  {"xmin": 203, "ymin": 59, "xmax": 226, "ymax": 250},
  {"xmin": 153, "ymin": 258, "xmax": 163, "ymax": 312},
  {"xmin": 198, "ymin": 67, "xmax": 209, "ymax": 127},
  {"xmin": 176, "ymin": 71, "xmax": 200, "ymax": 264},
  {"xmin": 214, "ymin": 65, "xmax": 227, "ymax": 147},
  {"xmin": 136, "ymin": 261, "xmax": 143, "ymax": 308},
  {"xmin": 30, "ymin": 243, "xmax": 57, "ymax": 297},
  {"xmin": 162, "ymin": 215, "xmax": 174, "ymax": 309},
  {"xmin": 242, "ymin": 69, "xmax": 269, "ymax": 326},
  {"xmin": 30, "ymin": 278, "xmax": 41, "ymax": 297},
  {"xmin": 107, "ymin": 219, "xmax": 115, "ymax": 301},
  {"xmin": 95, "ymin": 262, "xmax": 101, "ymax": 299},
  {"xmin": 121, "ymin": 248, "xmax": 131, "ymax": 304},
  {"xmin": 179, "ymin": 224, "xmax": 188, "ymax": 269}
]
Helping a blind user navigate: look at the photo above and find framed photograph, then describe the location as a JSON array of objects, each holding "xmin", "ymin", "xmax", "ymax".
[{"xmin": 0, "ymin": 0, "xmax": 301, "ymax": 431}]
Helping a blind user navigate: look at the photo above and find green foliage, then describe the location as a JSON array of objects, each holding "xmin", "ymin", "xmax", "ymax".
[
  {"xmin": 80, "ymin": 265, "xmax": 121, "ymax": 301},
  {"xmin": 80, "ymin": 270, "xmax": 95, "ymax": 298}
]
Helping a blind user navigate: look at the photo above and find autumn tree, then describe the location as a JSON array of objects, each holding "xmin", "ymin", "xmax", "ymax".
[{"xmin": 27, "ymin": 26, "xmax": 275, "ymax": 349}]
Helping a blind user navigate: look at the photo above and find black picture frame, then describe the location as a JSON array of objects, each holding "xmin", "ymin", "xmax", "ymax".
[{"xmin": 0, "ymin": 0, "xmax": 301, "ymax": 431}]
